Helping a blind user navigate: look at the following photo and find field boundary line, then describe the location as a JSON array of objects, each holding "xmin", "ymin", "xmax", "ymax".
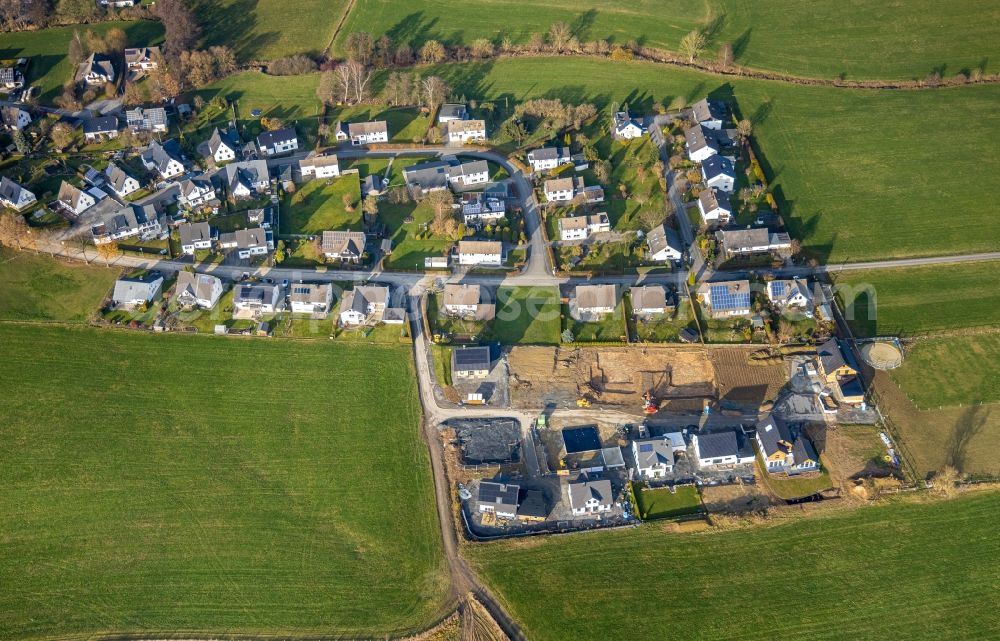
[{"xmin": 322, "ymin": 0, "xmax": 357, "ymax": 57}]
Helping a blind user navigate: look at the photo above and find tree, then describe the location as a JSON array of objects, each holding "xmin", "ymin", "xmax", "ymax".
[
  {"xmin": 342, "ymin": 193, "xmax": 355, "ymax": 212},
  {"xmin": 718, "ymin": 42, "xmax": 734, "ymax": 66},
  {"xmin": 548, "ymin": 21, "xmax": 572, "ymax": 52},
  {"xmin": 273, "ymin": 240, "xmax": 286, "ymax": 264},
  {"xmin": 500, "ymin": 119, "xmax": 527, "ymax": 144},
  {"xmin": 49, "ymin": 122, "xmax": 75, "ymax": 151},
  {"xmin": 260, "ymin": 116, "xmax": 284, "ymax": 131},
  {"xmin": 105, "ymin": 28, "xmax": 128, "ymax": 55},
  {"xmin": 97, "ymin": 241, "xmax": 119, "ymax": 265},
  {"xmin": 736, "ymin": 118, "xmax": 753, "ymax": 144},
  {"xmin": 68, "ymin": 29, "xmax": 87, "ymax": 67},
  {"xmin": 344, "ymin": 32, "xmax": 374, "ymax": 66},
  {"xmin": 394, "ymin": 44, "xmax": 413, "ymax": 66},
  {"xmin": 561, "ymin": 329, "xmax": 574, "ymax": 343},
  {"xmin": 422, "ymin": 75, "xmax": 449, "ymax": 111},
  {"xmin": 362, "ymin": 193, "xmax": 379, "ymax": 216},
  {"xmin": 346, "ymin": 59, "xmax": 373, "ymax": 103},
  {"xmin": 593, "ymin": 160, "xmax": 610, "ymax": 184},
  {"xmin": 0, "ymin": 212, "xmax": 31, "ymax": 249},
  {"xmin": 419, "ymin": 40, "xmax": 446, "ymax": 64},
  {"xmin": 679, "ymin": 30, "xmax": 706, "ymax": 63},
  {"xmin": 776, "ymin": 319, "xmax": 794, "ymax": 344},
  {"xmin": 57, "ymin": 0, "xmax": 97, "ymax": 23},
  {"xmin": 12, "ymin": 129, "xmax": 28, "ymax": 154},
  {"xmin": 470, "ymin": 38, "xmax": 494, "ymax": 59},
  {"xmin": 931, "ymin": 466, "xmax": 960, "ymax": 497},
  {"xmin": 268, "ymin": 55, "xmax": 317, "ymax": 76},
  {"xmin": 155, "ymin": 0, "xmax": 201, "ymax": 61},
  {"xmin": 317, "ymin": 70, "xmax": 339, "ymax": 106},
  {"xmin": 374, "ymin": 35, "xmax": 393, "ymax": 67}
]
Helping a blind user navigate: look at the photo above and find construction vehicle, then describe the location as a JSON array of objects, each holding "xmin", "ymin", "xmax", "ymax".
[
  {"xmin": 642, "ymin": 390, "xmax": 658, "ymax": 415},
  {"xmin": 576, "ymin": 397, "xmax": 592, "ymax": 408}
]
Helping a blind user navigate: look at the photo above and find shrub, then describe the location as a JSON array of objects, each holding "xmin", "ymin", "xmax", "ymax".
[{"xmin": 268, "ymin": 55, "xmax": 318, "ymax": 76}]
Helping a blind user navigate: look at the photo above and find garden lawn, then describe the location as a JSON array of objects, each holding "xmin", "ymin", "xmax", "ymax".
[
  {"xmin": 427, "ymin": 293, "xmax": 493, "ymax": 340},
  {"xmin": 633, "ymin": 484, "xmax": 702, "ymax": 520},
  {"xmin": 338, "ymin": 0, "xmax": 998, "ymax": 80},
  {"xmin": 563, "ymin": 302, "xmax": 626, "ymax": 342},
  {"xmin": 629, "ymin": 299, "xmax": 697, "ymax": 343},
  {"xmin": 0, "ymin": 323, "xmax": 447, "ymax": 639},
  {"xmin": 833, "ymin": 261, "xmax": 1000, "ymax": 337},
  {"xmin": 282, "ymin": 176, "xmax": 362, "ymax": 235},
  {"xmin": 380, "ymin": 199, "xmax": 453, "ymax": 271},
  {"xmin": 193, "ymin": 0, "xmax": 348, "ymax": 61},
  {"xmin": 418, "ymin": 57, "xmax": 1000, "ymax": 262},
  {"xmin": 0, "ymin": 248, "xmax": 118, "ymax": 321},
  {"xmin": 1, "ymin": 21, "xmax": 164, "ymax": 103},
  {"xmin": 890, "ymin": 334, "xmax": 1000, "ymax": 409},
  {"xmin": 329, "ymin": 106, "xmax": 432, "ymax": 143},
  {"xmin": 493, "ymin": 286, "xmax": 561, "ymax": 345},
  {"xmin": 469, "ymin": 491, "xmax": 1000, "ymax": 641}
]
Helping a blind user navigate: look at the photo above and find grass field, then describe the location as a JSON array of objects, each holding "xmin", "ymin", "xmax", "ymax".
[
  {"xmin": 0, "ymin": 323, "xmax": 447, "ymax": 639},
  {"xmin": 891, "ymin": 334, "xmax": 1000, "ymax": 409},
  {"xmin": 336, "ymin": 0, "xmax": 999, "ymax": 80},
  {"xmin": 0, "ymin": 248, "xmax": 118, "ymax": 322},
  {"xmin": 282, "ymin": 176, "xmax": 362, "ymax": 235},
  {"xmin": 415, "ymin": 57, "xmax": 1000, "ymax": 262},
  {"xmin": 1, "ymin": 21, "xmax": 164, "ymax": 103},
  {"xmin": 833, "ymin": 261, "xmax": 1000, "ymax": 337},
  {"xmin": 633, "ymin": 484, "xmax": 702, "ymax": 520},
  {"xmin": 193, "ymin": 0, "xmax": 347, "ymax": 61},
  {"xmin": 563, "ymin": 302, "xmax": 627, "ymax": 342},
  {"xmin": 494, "ymin": 286, "xmax": 561, "ymax": 345},
  {"xmin": 469, "ymin": 491, "xmax": 1000, "ymax": 641}
]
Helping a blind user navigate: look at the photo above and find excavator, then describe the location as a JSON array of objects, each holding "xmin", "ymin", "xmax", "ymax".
[{"xmin": 642, "ymin": 390, "xmax": 658, "ymax": 415}]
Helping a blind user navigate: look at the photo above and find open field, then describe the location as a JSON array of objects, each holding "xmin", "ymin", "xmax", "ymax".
[
  {"xmin": 420, "ymin": 57, "xmax": 1000, "ymax": 262},
  {"xmin": 281, "ymin": 175, "xmax": 362, "ymax": 235},
  {"xmin": 833, "ymin": 261, "xmax": 1000, "ymax": 337},
  {"xmin": 193, "ymin": 0, "xmax": 348, "ymax": 61},
  {"xmin": 469, "ymin": 491, "xmax": 1000, "ymax": 641},
  {"xmin": 335, "ymin": 0, "xmax": 999, "ymax": 80},
  {"xmin": 891, "ymin": 334, "xmax": 1000, "ymax": 409},
  {"xmin": 0, "ymin": 324, "xmax": 447, "ymax": 639},
  {"xmin": 0, "ymin": 248, "xmax": 118, "ymax": 322},
  {"xmin": 494, "ymin": 286, "xmax": 561, "ymax": 345},
  {"xmin": 0, "ymin": 21, "xmax": 164, "ymax": 103}
]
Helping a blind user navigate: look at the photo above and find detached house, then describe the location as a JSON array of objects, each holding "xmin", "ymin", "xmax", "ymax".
[
  {"xmin": 575, "ymin": 284, "xmax": 617, "ymax": 316},
  {"xmin": 543, "ymin": 176, "xmax": 577, "ymax": 202},
  {"xmin": 685, "ymin": 124, "xmax": 719, "ymax": 163},
  {"xmin": 403, "ymin": 160, "xmax": 451, "ymax": 198},
  {"xmin": 222, "ymin": 160, "xmax": 270, "ymax": 199},
  {"xmin": 767, "ymin": 278, "xmax": 814, "ymax": 312},
  {"xmin": 336, "ymin": 120, "xmax": 389, "ymax": 145},
  {"xmin": 126, "ymin": 107, "xmax": 168, "ymax": 133},
  {"xmin": 56, "ymin": 181, "xmax": 96, "ymax": 216},
  {"xmin": 698, "ymin": 280, "xmax": 752, "ymax": 318},
  {"xmin": 256, "ymin": 127, "xmax": 298, "ymax": 156},
  {"xmin": 233, "ymin": 283, "xmax": 281, "ymax": 315},
  {"xmin": 568, "ymin": 479, "xmax": 614, "ymax": 516},
  {"xmin": 0, "ymin": 105, "xmax": 31, "ymax": 131},
  {"xmin": 442, "ymin": 283, "xmax": 494, "ymax": 320},
  {"xmin": 339, "ymin": 285, "xmax": 389, "ymax": 326},
  {"xmin": 298, "ymin": 153, "xmax": 340, "ymax": 179},
  {"xmin": 452, "ymin": 346, "xmax": 492, "ymax": 380},
  {"xmin": 558, "ymin": 213, "xmax": 610, "ymax": 241},
  {"xmin": 630, "ymin": 286, "xmax": 670, "ymax": 316},
  {"xmin": 646, "ymin": 223, "xmax": 683, "ymax": 263},
  {"xmin": 461, "ymin": 192, "xmax": 506, "ymax": 226},
  {"xmin": 437, "ymin": 103, "xmax": 468, "ymax": 123},
  {"xmin": 716, "ymin": 228, "xmax": 792, "ymax": 258},
  {"xmin": 691, "ymin": 98, "xmax": 727, "ymax": 130},
  {"xmin": 177, "ymin": 176, "xmax": 217, "ymax": 209},
  {"xmin": 701, "ymin": 155, "xmax": 735, "ymax": 193},
  {"xmin": 632, "ymin": 438, "xmax": 675, "ymax": 478},
  {"xmin": 697, "ymin": 188, "xmax": 732, "ymax": 226},
  {"xmin": 103, "ymin": 162, "xmax": 140, "ymax": 198},
  {"xmin": 320, "ymin": 230, "xmax": 367, "ymax": 262},
  {"xmin": 177, "ymin": 221, "xmax": 214, "ymax": 254},
  {"xmin": 0, "ymin": 177, "xmax": 37, "ymax": 211},
  {"xmin": 446, "ymin": 119, "xmax": 487, "ymax": 143},
  {"xmin": 174, "ymin": 271, "xmax": 224, "ymax": 309},
  {"xmin": 446, "ymin": 159, "xmax": 490, "ymax": 188},
  {"xmin": 76, "ymin": 53, "xmax": 115, "ymax": 85},
  {"xmin": 612, "ymin": 110, "xmax": 644, "ymax": 140},
  {"xmin": 477, "ymin": 481, "xmax": 520, "ymax": 520},
  {"xmin": 527, "ymin": 146, "xmax": 571, "ymax": 173},
  {"xmin": 817, "ymin": 338, "xmax": 858, "ymax": 384},
  {"xmin": 124, "ymin": 46, "xmax": 160, "ymax": 71},
  {"xmin": 202, "ymin": 126, "xmax": 240, "ymax": 164},
  {"xmin": 692, "ymin": 430, "xmax": 754, "ymax": 468},
  {"xmin": 458, "ymin": 240, "xmax": 503, "ymax": 266},
  {"xmin": 91, "ymin": 203, "xmax": 161, "ymax": 245},
  {"xmin": 289, "ymin": 282, "xmax": 334, "ymax": 316},
  {"xmin": 756, "ymin": 415, "xmax": 820, "ymax": 475},
  {"xmin": 111, "ymin": 272, "xmax": 163, "ymax": 309},
  {"xmin": 140, "ymin": 140, "xmax": 185, "ymax": 179},
  {"xmin": 218, "ymin": 226, "xmax": 271, "ymax": 259},
  {"xmin": 0, "ymin": 67, "xmax": 25, "ymax": 90},
  {"xmin": 82, "ymin": 116, "xmax": 119, "ymax": 142}
]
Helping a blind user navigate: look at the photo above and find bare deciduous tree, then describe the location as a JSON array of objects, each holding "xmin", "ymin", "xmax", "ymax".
[
  {"xmin": 548, "ymin": 21, "xmax": 572, "ymax": 52},
  {"xmin": 422, "ymin": 75, "xmax": 449, "ymax": 111},
  {"xmin": 679, "ymin": 30, "xmax": 706, "ymax": 63}
]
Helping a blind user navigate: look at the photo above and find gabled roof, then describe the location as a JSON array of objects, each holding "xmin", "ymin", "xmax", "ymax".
[
  {"xmin": 527, "ymin": 146, "xmax": 569, "ymax": 163},
  {"xmin": 77, "ymin": 53, "xmax": 114, "ymax": 81},
  {"xmin": 717, "ymin": 227, "xmax": 771, "ymax": 252},
  {"xmin": 140, "ymin": 140, "xmax": 183, "ymax": 174},
  {"xmin": 701, "ymin": 155, "xmax": 735, "ymax": 180},
  {"xmin": 630, "ymin": 286, "xmax": 667, "ymax": 312},
  {"xmin": 818, "ymin": 338, "xmax": 854, "ymax": 376},
  {"xmin": 82, "ymin": 115, "xmax": 118, "ymax": 135},
  {"xmin": 477, "ymin": 481, "xmax": 520, "ymax": 510},
  {"xmin": 452, "ymin": 346, "xmax": 491, "ymax": 372},
  {"xmin": 178, "ymin": 221, "xmax": 212, "ymax": 246},
  {"xmin": 345, "ymin": 120, "xmax": 388, "ymax": 137},
  {"xmin": 767, "ymin": 278, "xmax": 813, "ymax": 306},
  {"xmin": 756, "ymin": 415, "xmax": 818, "ymax": 465},
  {"xmin": 700, "ymin": 280, "xmax": 751, "ymax": 311},
  {"xmin": 207, "ymin": 126, "xmax": 240, "ymax": 156},
  {"xmin": 699, "ymin": 187, "xmax": 731, "ymax": 213},
  {"xmin": 0, "ymin": 105, "xmax": 29, "ymax": 128},
  {"xmin": 0, "ymin": 176, "xmax": 33, "ymax": 205},
  {"xmin": 403, "ymin": 160, "xmax": 451, "ymax": 191},
  {"xmin": 179, "ymin": 176, "xmax": 214, "ymax": 198},
  {"xmin": 544, "ymin": 176, "xmax": 576, "ymax": 194},
  {"xmin": 57, "ymin": 181, "xmax": 90, "ymax": 210},
  {"xmin": 691, "ymin": 98, "xmax": 727, "ymax": 123},
  {"xmin": 289, "ymin": 282, "xmax": 332, "ymax": 305},
  {"xmin": 458, "ymin": 240, "xmax": 502, "ymax": 255},
  {"xmin": 233, "ymin": 283, "xmax": 280, "ymax": 305},
  {"xmin": 220, "ymin": 226, "xmax": 268, "ymax": 249},
  {"xmin": 175, "ymin": 271, "xmax": 221, "ymax": 302},
  {"xmin": 124, "ymin": 46, "xmax": 161, "ymax": 64},
  {"xmin": 568, "ymin": 479, "xmax": 613, "ymax": 508},
  {"xmin": 446, "ymin": 119, "xmax": 486, "ymax": 135},
  {"xmin": 684, "ymin": 124, "xmax": 718, "ymax": 155},
  {"xmin": 646, "ymin": 223, "xmax": 683, "ymax": 257},
  {"xmin": 103, "ymin": 162, "xmax": 136, "ymax": 193},
  {"xmin": 438, "ymin": 103, "xmax": 468, "ymax": 120},
  {"xmin": 446, "ymin": 159, "xmax": 489, "ymax": 180},
  {"xmin": 576, "ymin": 284, "xmax": 616, "ymax": 310},
  {"xmin": 112, "ymin": 272, "xmax": 162, "ymax": 303},
  {"xmin": 696, "ymin": 430, "xmax": 740, "ymax": 459},
  {"xmin": 443, "ymin": 283, "xmax": 481, "ymax": 307},
  {"xmin": 633, "ymin": 438, "xmax": 674, "ymax": 469},
  {"xmin": 256, "ymin": 127, "xmax": 297, "ymax": 148},
  {"xmin": 320, "ymin": 230, "xmax": 366, "ymax": 256},
  {"xmin": 341, "ymin": 285, "xmax": 388, "ymax": 315}
]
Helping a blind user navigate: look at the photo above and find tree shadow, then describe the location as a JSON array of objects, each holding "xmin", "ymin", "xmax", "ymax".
[
  {"xmin": 192, "ymin": 0, "xmax": 278, "ymax": 60},
  {"xmin": 945, "ymin": 405, "xmax": 990, "ymax": 473},
  {"xmin": 732, "ymin": 29, "xmax": 751, "ymax": 60},
  {"xmin": 571, "ymin": 9, "xmax": 599, "ymax": 41},
  {"xmin": 386, "ymin": 11, "xmax": 441, "ymax": 48},
  {"xmin": 701, "ymin": 12, "xmax": 726, "ymax": 42}
]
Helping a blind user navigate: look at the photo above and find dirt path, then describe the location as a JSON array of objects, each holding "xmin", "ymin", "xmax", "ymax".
[{"xmin": 322, "ymin": 0, "xmax": 357, "ymax": 57}]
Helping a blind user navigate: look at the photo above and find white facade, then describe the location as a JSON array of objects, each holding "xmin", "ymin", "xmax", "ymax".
[
  {"xmin": 558, "ymin": 214, "xmax": 610, "ymax": 241},
  {"xmin": 457, "ymin": 242, "xmax": 502, "ymax": 266},
  {"xmin": 213, "ymin": 142, "xmax": 236, "ymax": 163},
  {"xmin": 447, "ymin": 120, "xmax": 487, "ymax": 143},
  {"xmin": 178, "ymin": 181, "xmax": 216, "ymax": 209},
  {"xmin": 527, "ymin": 147, "xmax": 571, "ymax": 173},
  {"xmin": 3, "ymin": 108, "xmax": 31, "ymax": 130},
  {"xmin": 698, "ymin": 197, "xmax": 731, "ymax": 225},
  {"xmin": 0, "ymin": 178, "xmax": 37, "ymax": 211},
  {"xmin": 544, "ymin": 184, "xmax": 575, "ymax": 202}
]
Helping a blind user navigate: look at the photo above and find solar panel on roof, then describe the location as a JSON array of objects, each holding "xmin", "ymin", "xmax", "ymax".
[
  {"xmin": 771, "ymin": 281, "xmax": 787, "ymax": 296},
  {"xmin": 639, "ymin": 443, "xmax": 653, "ymax": 452},
  {"xmin": 710, "ymin": 284, "xmax": 750, "ymax": 310}
]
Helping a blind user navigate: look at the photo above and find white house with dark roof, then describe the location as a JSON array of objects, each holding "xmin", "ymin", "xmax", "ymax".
[
  {"xmin": 175, "ymin": 271, "xmax": 223, "ymax": 309},
  {"xmin": 140, "ymin": 140, "xmax": 184, "ymax": 179},
  {"xmin": 477, "ymin": 481, "xmax": 519, "ymax": 519},
  {"xmin": 0, "ymin": 177, "xmax": 36, "ymax": 211},
  {"xmin": 177, "ymin": 176, "xmax": 217, "ymax": 209},
  {"xmin": 698, "ymin": 280, "xmax": 752, "ymax": 318},
  {"xmin": 82, "ymin": 116, "xmax": 119, "ymax": 142},
  {"xmin": 336, "ymin": 120, "xmax": 389, "ymax": 145},
  {"xmin": 298, "ymin": 153, "xmax": 340, "ymax": 179},
  {"xmin": 442, "ymin": 283, "xmax": 494, "ymax": 320},
  {"xmin": 111, "ymin": 272, "xmax": 163, "ymax": 308},
  {"xmin": 222, "ymin": 160, "xmax": 269, "ymax": 199},
  {"xmin": 692, "ymin": 430, "xmax": 753, "ymax": 468},
  {"xmin": 767, "ymin": 278, "xmax": 814, "ymax": 312},
  {"xmin": 461, "ymin": 192, "xmax": 506, "ymax": 226},
  {"xmin": 755, "ymin": 415, "xmax": 819, "ymax": 475},
  {"xmin": 527, "ymin": 147, "xmax": 571, "ymax": 173},
  {"xmin": 612, "ymin": 110, "xmax": 644, "ymax": 140},
  {"xmin": 631, "ymin": 438, "xmax": 675, "ymax": 478},
  {"xmin": 103, "ymin": 163, "xmax": 140, "ymax": 198},
  {"xmin": 558, "ymin": 213, "xmax": 610, "ymax": 241},
  {"xmin": 690, "ymin": 98, "xmax": 727, "ymax": 130},
  {"xmin": 716, "ymin": 228, "xmax": 792, "ymax": 257},
  {"xmin": 57, "ymin": 181, "xmax": 96, "ymax": 216},
  {"xmin": 697, "ymin": 187, "xmax": 732, "ymax": 225},
  {"xmin": 437, "ymin": 103, "xmax": 468, "ymax": 123},
  {"xmin": 76, "ymin": 53, "xmax": 115, "ymax": 85},
  {"xmin": 218, "ymin": 226, "xmax": 271, "ymax": 259},
  {"xmin": 568, "ymin": 478, "xmax": 614, "ymax": 516},
  {"xmin": 339, "ymin": 285, "xmax": 388, "ymax": 326},
  {"xmin": 701, "ymin": 155, "xmax": 735, "ymax": 193},
  {"xmin": 178, "ymin": 221, "xmax": 214, "ymax": 254},
  {"xmin": 630, "ymin": 285, "xmax": 669, "ymax": 316},
  {"xmin": 685, "ymin": 124, "xmax": 719, "ymax": 163},
  {"xmin": 403, "ymin": 160, "xmax": 451, "ymax": 197},
  {"xmin": 575, "ymin": 284, "xmax": 617, "ymax": 316},
  {"xmin": 0, "ymin": 105, "xmax": 31, "ymax": 131},
  {"xmin": 91, "ymin": 203, "xmax": 161, "ymax": 245},
  {"xmin": 446, "ymin": 119, "xmax": 487, "ymax": 143},
  {"xmin": 452, "ymin": 346, "xmax": 492, "ymax": 379},
  {"xmin": 233, "ymin": 283, "xmax": 281, "ymax": 315},
  {"xmin": 446, "ymin": 159, "xmax": 490, "ymax": 188},
  {"xmin": 124, "ymin": 46, "xmax": 160, "ymax": 71},
  {"xmin": 126, "ymin": 107, "xmax": 167, "ymax": 133},
  {"xmin": 202, "ymin": 126, "xmax": 239, "ymax": 164},
  {"xmin": 458, "ymin": 240, "xmax": 502, "ymax": 266},
  {"xmin": 645, "ymin": 223, "xmax": 683, "ymax": 263},
  {"xmin": 257, "ymin": 127, "xmax": 298, "ymax": 156},
  {"xmin": 289, "ymin": 282, "xmax": 333, "ymax": 315},
  {"xmin": 320, "ymin": 230, "xmax": 367, "ymax": 262}
]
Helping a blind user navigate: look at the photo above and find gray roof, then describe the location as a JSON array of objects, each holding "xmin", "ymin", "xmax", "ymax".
[
  {"xmin": 140, "ymin": 140, "xmax": 182, "ymax": 174},
  {"xmin": 478, "ymin": 481, "xmax": 520, "ymax": 511},
  {"xmin": 320, "ymin": 230, "xmax": 366, "ymax": 256},
  {"xmin": 527, "ymin": 146, "xmax": 569, "ymax": 163},
  {"xmin": 701, "ymin": 155, "xmax": 734, "ymax": 180},
  {"xmin": 207, "ymin": 126, "xmax": 240, "ymax": 156},
  {"xmin": 124, "ymin": 46, "xmax": 160, "ymax": 65},
  {"xmin": 438, "ymin": 103, "xmax": 467, "ymax": 120},
  {"xmin": 112, "ymin": 273, "xmax": 162, "ymax": 303},
  {"xmin": 179, "ymin": 176, "xmax": 214, "ymax": 199},
  {"xmin": 403, "ymin": 160, "xmax": 451, "ymax": 191},
  {"xmin": 568, "ymin": 479, "xmax": 613, "ymax": 509},
  {"xmin": 696, "ymin": 430, "xmax": 740, "ymax": 459},
  {"xmin": 345, "ymin": 120, "xmax": 388, "ymax": 137},
  {"xmin": 223, "ymin": 160, "xmax": 269, "ymax": 192},
  {"xmin": 699, "ymin": 187, "xmax": 731, "ymax": 213},
  {"xmin": 646, "ymin": 223, "xmax": 683, "ymax": 257},
  {"xmin": 685, "ymin": 124, "xmax": 718, "ymax": 155},
  {"xmin": 452, "ymin": 346, "xmax": 491, "ymax": 372},
  {"xmin": 630, "ymin": 286, "xmax": 667, "ymax": 312},
  {"xmin": 83, "ymin": 115, "xmax": 118, "ymax": 135},
  {"xmin": 103, "ymin": 162, "xmax": 135, "ymax": 193},
  {"xmin": 576, "ymin": 284, "xmax": 616, "ymax": 310},
  {"xmin": 443, "ymin": 283, "xmax": 481, "ymax": 307},
  {"xmin": 77, "ymin": 53, "xmax": 114, "ymax": 81},
  {"xmin": 544, "ymin": 176, "xmax": 577, "ymax": 194},
  {"xmin": 691, "ymin": 98, "xmax": 726, "ymax": 123},
  {"xmin": 175, "ymin": 271, "xmax": 221, "ymax": 303},
  {"xmin": 633, "ymin": 438, "xmax": 674, "ymax": 469},
  {"xmin": 446, "ymin": 159, "xmax": 489, "ymax": 180},
  {"xmin": 178, "ymin": 221, "xmax": 212, "ymax": 246},
  {"xmin": 233, "ymin": 283, "xmax": 279, "ymax": 306},
  {"xmin": 756, "ymin": 415, "xmax": 818, "ymax": 464},
  {"xmin": 289, "ymin": 282, "xmax": 332, "ymax": 305},
  {"xmin": 341, "ymin": 285, "xmax": 388, "ymax": 315},
  {"xmin": 717, "ymin": 228, "xmax": 771, "ymax": 253},
  {"xmin": 256, "ymin": 127, "xmax": 297, "ymax": 149},
  {"xmin": 818, "ymin": 338, "xmax": 851, "ymax": 376},
  {"xmin": 0, "ymin": 176, "xmax": 33, "ymax": 204}
]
